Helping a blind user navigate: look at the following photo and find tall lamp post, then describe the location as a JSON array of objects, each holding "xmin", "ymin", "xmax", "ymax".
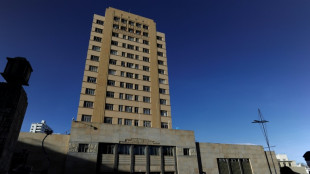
[{"xmin": 252, "ymin": 109, "xmax": 277, "ymax": 174}]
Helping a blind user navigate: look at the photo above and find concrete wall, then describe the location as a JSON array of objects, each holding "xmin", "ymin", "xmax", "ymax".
[
  {"xmin": 197, "ymin": 143, "xmax": 280, "ymax": 174},
  {"xmin": 13, "ymin": 132, "xmax": 70, "ymax": 174}
]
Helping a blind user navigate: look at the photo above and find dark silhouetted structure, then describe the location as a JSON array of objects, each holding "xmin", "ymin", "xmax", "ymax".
[{"xmin": 0, "ymin": 57, "xmax": 32, "ymax": 173}]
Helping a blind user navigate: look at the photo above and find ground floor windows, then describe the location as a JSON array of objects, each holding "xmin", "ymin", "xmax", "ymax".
[{"xmin": 217, "ymin": 158, "xmax": 252, "ymax": 174}]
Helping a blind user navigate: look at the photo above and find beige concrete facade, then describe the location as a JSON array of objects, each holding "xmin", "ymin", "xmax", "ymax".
[{"xmin": 77, "ymin": 7, "xmax": 172, "ymax": 129}]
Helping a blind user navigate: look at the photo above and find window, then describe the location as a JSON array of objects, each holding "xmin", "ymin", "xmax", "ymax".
[
  {"xmin": 120, "ymin": 71, "xmax": 125, "ymax": 77},
  {"xmin": 157, "ymin": 44, "xmax": 163, "ymax": 48},
  {"xmin": 90, "ymin": 55, "xmax": 99, "ymax": 61},
  {"xmin": 85, "ymin": 88, "xmax": 95, "ymax": 95},
  {"xmin": 135, "ymin": 64, "xmax": 139, "ymax": 69},
  {"xmin": 161, "ymin": 122, "xmax": 168, "ymax": 129},
  {"xmin": 102, "ymin": 144, "xmax": 114, "ymax": 154},
  {"xmin": 135, "ymin": 95, "xmax": 139, "ymax": 101},
  {"xmin": 143, "ymin": 66, "xmax": 149, "ymax": 71},
  {"xmin": 143, "ymin": 75, "xmax": 150, "ymax": 81},
  {"xmin": 157, "ymin": 36, "xmax": 163, "ymax": 40},
  {"xmin": 127, "ymin": 53, "xmax": 134, "ymax": 59},
  {"xmin": 121, "ymin": 61, "xmax": 125, "ymax": 67},
  {"xmin": 134, "ymin": 84, "xmax": 139, "ymax": 90},
  {"xmin": 92, "ymin": 46, "xmax": 101, "ymax": 51},
  {"xmin": 122, "ymin": 43, "xmax": 126, "ymax": 48},
  {"xmin": 87, "ymin": 77, "xmax": 96, "ymax": 83},
  {"xmin": 149, "ymin": 146, "xmax": 159, "ymax": 156},
  {"xmin": 120, "ymin": 82, "xmax": 124, "ymax": 88},
  {"xmin": 129, "ymin": 21, "xmax": 134, "ymax": 26},
  {"xmin": 125, "ymin": 106, "xmax": 132, "ymax": 112},
  {"xmin": 143, "ymin": 40, "xmax": 149, "ymax": 45},
  {"xmin": 143, "ymin": 96, "xmax": 150, "ymax": 103},
  {"xmin": 143, "ymin": 48, "xmax": 149, "ymax": 53},
  {"xmin": 122, "ymin": 52, "xmax": 125, "ymax": 57},
  {"xmin": 95, "ymin": 28, "xmax": 103, "ymax": 33},
  {"xmin": 126, "ymin": 72, "xmax": 133, "ymax": 78},
  {"xmin": 111, "ymin": 40, "xmax": 118, "ymax": 46},
  {"xmin": 134, "ymin": 146, "xmax": 145, "ymax": 155},
  {"xmin": 159, "ymin": 78, "xmax": 166, "ymax": 84},
  {"xmin": 143, "ymin": 121, "xmax": 151, "ymax": 127},
  {"xmin": 107, "ymin": 80, "xmax": 115, "ymax": 86},
  {"xmin": 143, "ymin": 32, "xmax": 148, "ymax": 37},
  {"xmin": 118, "ymin": 118, "xmax": 122, "ymax": 125},
  {"xmin": 135, "ymin": 46, "xmax": 139, "ymax": 51},
  {"xmin": 121, "ymin": 26, "xmax": 126, "ymax": 31},
  {"xmin": 125, "ymin": 119, "xmax": 132, "ymax": 125},
  {"xmin": 159, "ymin": 88, "xmax": 166, "ymax": 94},
  {"xmin": 135, "ymin": 55, "xmax": 139, "ymax": 60},
  {"xmin": 157, "ymin": 52, "xmax": 164, "ymax": 57},
  {"xmin": 127, "ymin": 44, "xmax": 134, "ymax": 50},
  {"xmin": 94, "ymin": 36, "xmax": 102, "ymax": 42},
  {"xmin": 108, "ymin": 69, "xmax": 116, "ymax": 75},
  {"xmin": 217, "ymin": 158, "xmax": 252, "ymax": 174},
  {"xmin": 160, "ymin": 99, "xmax": 167, "ymax": 105},
  {"xmin": 121, "ymin": 18, "xmax": 127, "ymax": 24},
  {"xmin": 128, "ymin": 28, "xmax": 134, "ymax": 33},
  {"xmin": 136, "ymin": 38, "xmax": 140, "ymax": 42},
  {"xmin": 163, "ymin": 147, "xmax": 173, "ymax": 156},
  {"xmin": 83, "ymin": 101, "xmax": 93, "ymax": 108},
  {"xmin": 125, "ymin": 94, "xmax": 133, "ymax": 100},
  {"xmin": 110, "ymin": 50, "xmax": 117, "ymax": 55},
  {"xmin": 136, "ymin": 23, "xmax": 141, "ymax": 28},
  {"xmin": 143, "ymin": 108, "xmax": 151, "ymax": 115},
  {"xmin": 183, "ymin": 148, "xmax": 189, "ymax": 156},
  {"xmin": 109, "ymin": 59, "xmax": 117, "ymax": 65},
  {"xmin": 112, "ymin": 32, "xmax": 119, "ymax": 37},
  {"xmin": 126, "ymin": 83, "xmax": 133, "ymax": 89},
  {"xmin": 78, "ymin": 144, "xmax": 88, "ymax": 152},
  {"xmin": 143, "ymin": 25, "xmax": 148, "ymax": 29},
  {"xmin": 136, "ymin": 30, "xmax": 141, "ymax": 35},
  {"xmin": 135, "ymin": 74, "xmax": 139, "ymax": 79},
  {"xmin": 134, "ymin": 120, "xmax": 139, "ymax": 126},
  {"xmin": 127, "ymin": 63, "xmax": 134, "ymax": 68},
  {"xmin": 119, "ymin": 105, "xmax": 123, "ymax": 112},
  {"xmin": 160, "ymin": 110, "xmax": 168, "ymax": 116},
  {"xmin": 114, "ymin": 16, "xmax": 120, "ymax": 21},
  {"xmin": 82, "ymin": 115, "xmax": 92, "ymax": 122},
  {"xmin": 128, "ymin": 36, "xmax": 134, "ymax": 41},
  {"xmin": 143, "ymin": 86, "xmax": 150, "ymax": 92},
  {"xmin": 113, "ymin": 24, "xmax": 119, "ymax": 29},
  {"xmin": 104, "ymin": 117, "xmax": 112, "ymax": 124},
  {"xmin": 119, "ymin": 93, "xmax": 123, "ymax": 99},
  {"xmin": 134, "ymin": 107, "xmax": 139, "ymax": 113},
  {"xmin": 143, "ymin": 57, "xmax": 149, "ymax": 62},
  {"xmin": 158, "ymin": 60, "xmax": 164, "ymax": 65},
  {"xmin": 118, "ymin": 145, "xmax": 130, "ymax": 155},
  {"xmin": 106, "ymin": 91, "xmax": 114, "ymax": 98},
  {"xmin": 96, "ymin": 20, "xmax": 104, "ymax": 25},
  {"xmin": 123, "ymin": 35, "xmax": 127, "ymax": 39},
  {"xmin": 89, "ymin": 65, "xmax": 98, "ymax": 72},
  {"xmin": 105, "ymin": 104, "xmax": 113, "ymax": 110}
]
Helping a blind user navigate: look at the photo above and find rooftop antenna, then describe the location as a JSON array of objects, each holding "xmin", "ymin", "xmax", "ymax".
[{"xmin": 252, "ymin": 109, "xmax": 277, "ymax": 174}]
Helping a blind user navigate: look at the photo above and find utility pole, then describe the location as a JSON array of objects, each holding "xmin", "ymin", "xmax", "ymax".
[{"xmin": 252, "ymin": 109, "xmax": 277, "ymax": 174}]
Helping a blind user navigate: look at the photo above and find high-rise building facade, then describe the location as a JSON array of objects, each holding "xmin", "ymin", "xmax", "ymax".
[{"xmin": 77, "ymin": 7, "xmax": 172, "ymax": 129}]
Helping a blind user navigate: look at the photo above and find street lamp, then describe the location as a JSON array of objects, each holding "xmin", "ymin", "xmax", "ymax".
[{"xmin": 252, "ymin": 109, "xmax": 277, "ymax": 174}]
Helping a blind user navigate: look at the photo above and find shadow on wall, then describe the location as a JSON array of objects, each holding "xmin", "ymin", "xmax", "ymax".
[
  {"xmin": 9, "ymin": 141, "xmax": 105, "ymax": 174},
  {"xmin": 280, "ymin": 166, "xmax": 300, "ymax": 174}
]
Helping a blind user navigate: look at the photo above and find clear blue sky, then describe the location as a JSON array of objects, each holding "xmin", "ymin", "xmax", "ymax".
[{"xmin": 0, "ymin": 0, "xmax": 309, "ymax": 163}]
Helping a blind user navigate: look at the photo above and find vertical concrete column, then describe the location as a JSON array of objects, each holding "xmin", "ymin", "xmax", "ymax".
[
  {"xmin": 146, "ymin": 146, "xmax": 150, "ymax": 174},
  {"xmin": 114, "ymin": 144, "xmax": 119, "ymax": 173},
  {"xmin": 174, "ymin": 147, "xmax": 178, "ymax": 174},
  {"xmin": 160, "ymin": 146, "xmax": 164, "ymax": 174},
  {"xmin": 130, "ymin": 145, "xmax": 134, "ymax": 173}
]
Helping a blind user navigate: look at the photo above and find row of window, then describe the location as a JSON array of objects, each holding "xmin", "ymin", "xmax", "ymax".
[
  {"xmin": 109, "ymin": 58, "xmax": 166, "ymax": 74},
  {"xmin": 114, "ymin": 17, "xmax": 149, "ymax": 29},
  {"xmin": 86, "ymin": 76, "xmax": 167, "ymax": 94},
  {"xmin": 108, "ymin": 68, "xmax": 167, "ymax": 84},
  {"xmin": 105, "ymin": 91, "xmax": 167, "ymax": 105},
  {"xmin": 113, "ymin": 24, "xmax": 149, "ymax": 37},
  {"xmin": 105, "ymin": 103, "xmax": 151, "ymax": 114}
]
